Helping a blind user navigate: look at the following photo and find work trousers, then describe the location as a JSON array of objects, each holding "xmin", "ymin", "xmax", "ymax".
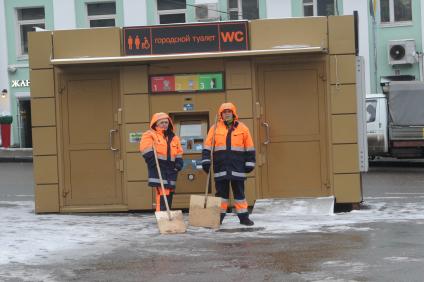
[
  {"xmin": 215, "ymin": 180, "xmax": 249, "ymax": 220},
  {"xmin": 155, "ymin": 187, "xmax": 174, "ymax": 212}
]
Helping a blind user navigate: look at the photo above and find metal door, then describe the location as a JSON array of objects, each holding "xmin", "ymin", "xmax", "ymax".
[
  {"xmin": 258, "ymin": 63, "xmax": 328, "ymax": 198},
  {"xmin": 61, "ymin": 73, "xmax": 123, "ymax": 206}
]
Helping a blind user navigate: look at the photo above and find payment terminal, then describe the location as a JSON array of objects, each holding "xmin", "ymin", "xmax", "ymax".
[{"xmin": 172, "ymin": 113, "xmax": 209, "ymax": 194}]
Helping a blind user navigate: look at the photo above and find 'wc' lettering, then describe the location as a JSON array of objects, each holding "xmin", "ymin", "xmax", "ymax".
[{"xmin": 220, "ymin": 31, "xmax": 244, "ymax": 43}]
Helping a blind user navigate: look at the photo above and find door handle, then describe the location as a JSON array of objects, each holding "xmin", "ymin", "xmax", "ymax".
[
  {"xmin": 109, "ymin": 129, "xmax": 118, "ymax": 151},
  {"xmin": 262, "ymin": 122, "xmax": 270, "ymax": 145}
]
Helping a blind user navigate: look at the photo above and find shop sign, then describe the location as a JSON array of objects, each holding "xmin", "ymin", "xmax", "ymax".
[
  {"xmin": 150, "ymin": 73, "xmax": 223, "ymax": 93},
  {"xmin": 123, "ymin": 22, "xmax": 248, "ymax": 56},
  {"xmin": 11, "ymin": 80, "xmax": 30, "ymax": 88}
]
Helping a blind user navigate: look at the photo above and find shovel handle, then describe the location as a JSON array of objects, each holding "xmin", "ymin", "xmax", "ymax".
[
  {"xmin": 152, "ymin": 142, "xmax": 172, "ymax": 220},
  {"xmin": 204, "ymin": 114, "xmax": 219, "ymax": 207}
]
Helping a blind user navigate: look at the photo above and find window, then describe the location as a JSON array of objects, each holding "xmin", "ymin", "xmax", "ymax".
[
  {"xmin": 380, "ymin": 0, "xmax": 412, "ymax": 23},
  {"xmin": 366, "ymin": 101, "xmax": 377, "ymax": 123},
  {"xmin": 157, "ymin": 0, "xmax": 186, "ymax": 24},
  {"xmin": 87, "ymin": 2, "xmax": 116, "ymax": 28},
  {"xmin": 16, "ymin": 7, "xmax": 45, "ymax": 56},
  {"xmin": 228, "ymin": 0, "xmax": 259, "ymax": 20},
  {"xmin": 302, "ymin": 0, "xmax": 335, "ymax": 17}
]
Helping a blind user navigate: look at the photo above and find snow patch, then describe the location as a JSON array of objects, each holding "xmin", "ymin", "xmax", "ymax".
[
  {"xmin": 384, "ymin": 256, "xmax": 423, "ymax": 263},
  {"xmin": 1, "ymin": 195, "xmax": 424, "ymax": 266}
]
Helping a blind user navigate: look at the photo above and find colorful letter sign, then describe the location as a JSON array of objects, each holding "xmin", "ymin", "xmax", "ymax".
[
  {"xmin": 150, "ymin": 73, "xmax": 224, "ymax": 94},
  {"xmin": 123, "ymin": 22, "xmax": 248, "ymax": 56}
]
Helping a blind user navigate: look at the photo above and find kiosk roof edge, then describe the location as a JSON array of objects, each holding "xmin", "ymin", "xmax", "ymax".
[{"xmin": 50, "ymin": 47, "xmax": 326, "ymax": 66}]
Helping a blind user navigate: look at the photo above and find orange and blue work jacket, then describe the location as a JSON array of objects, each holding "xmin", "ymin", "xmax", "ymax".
[
  {"xmin": 202, "ymin": 103, "xmax": 256, "ymax": 181},
  {"xmin": 139, "ymin": 113, "xmax": 183, "ymax": 189}
]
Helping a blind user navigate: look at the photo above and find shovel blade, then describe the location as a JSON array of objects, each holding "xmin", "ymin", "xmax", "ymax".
[
  {"xmin": 155, "ymin": 210, "xmax": 187, "ymax": 234},
  {"xmin": 188, "ymin": 195, "xmax": 221, "ymax": 229},
  {"xmin": 253, "ymin": 196, "xmax": 335, "ymax": 216}
]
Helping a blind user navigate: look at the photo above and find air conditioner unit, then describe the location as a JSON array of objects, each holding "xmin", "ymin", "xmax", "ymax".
[
  {"xmin": 388, "ymin": 39, "xmax": 417, "ymax": 65},
  {"xmin": 195, "ymin": 3, "xmax": 219, "ymax": 22}
]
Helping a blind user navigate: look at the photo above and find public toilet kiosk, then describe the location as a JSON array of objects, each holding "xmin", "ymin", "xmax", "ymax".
[{"xmin": 29, "ymin": 16, "xmax": 365, "ymax": 213}]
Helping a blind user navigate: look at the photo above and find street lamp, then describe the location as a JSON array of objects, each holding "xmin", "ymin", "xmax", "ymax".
[{"xmin": 1, "ymin": 89, "xmax": 7, "ymax": 98}]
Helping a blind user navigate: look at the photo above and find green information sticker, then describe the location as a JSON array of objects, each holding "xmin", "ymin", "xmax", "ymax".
[
  {"xmin": 198, "ymin": 73, "xmax": 223, "ymax": 91},
  {"xmin": 129, "ymin": 132, "xmax": 142, "ymax": 143}
]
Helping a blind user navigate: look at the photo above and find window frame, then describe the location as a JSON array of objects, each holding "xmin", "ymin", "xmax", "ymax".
[
  {"xmin": 15, "ymin": 6, "xmax": 45, "ymax": 59},
  {"xmin": 157, "ymin": 8, "xmax": 187, "ymax": 24},
  {"xmin": 156, "ymin": 0, "xmax": 187, "ymax": 24},
  {"xmin": 303, "ymin": 0, "xmax": 316, "ymax": 17},
  {"xmin": 302, "ymin": 0, "xmax": 336, "ymax": 17},
  {"xmin": 380, "ymin": 0, "xmax": 412, "ymax": 26},
  {"xmin": 86, "ymin": 1, "xmax": 117, "ymax": 28},
  {"xmin": 228, "ymin": 0, "xmax": 259, "ymax": 20}
]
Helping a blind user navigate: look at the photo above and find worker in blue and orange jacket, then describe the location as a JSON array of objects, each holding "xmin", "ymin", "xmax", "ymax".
[
  {"xmin": 140, "ymin": 113, "xmax": 184, "ymax": 211},
  {"xmin": 202, "ymin": 103, "xmax": 256, "ymax": 226}
]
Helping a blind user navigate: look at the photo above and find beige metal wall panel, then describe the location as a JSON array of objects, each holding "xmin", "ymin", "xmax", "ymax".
[
  {"xmin": 33, "ymin": 156, "xmax": 58, "ymax": 184},
  {"xmin": 32, "ymin": 127, "xmax": 57, "ymax": 156},
  {"xmin": 127, "ymin": 181, "xmax": 153, "ymax": 210},
  {"xmin": 227, "ymin": 90, "xmax": 253, "ymax": 118},
  {"xmin": 333, "ymin": 173, "xmax": 362, "ymax": 203},
  {"xmin": 28, "ymin": 31, "xmax": 52, "ymax": 69},
  {"xmin": 35, "ymin": 185, "xmax": 59, "ymax": 213},
  {"xmin": 245, "ymin": 177, "xmax": 256, "ymax": 206},
  {"xmin": 332, "ymin": 144, "xmax": 359, "ymax": 173},
  {"xmin": 330, "ymin": 55, "xmax": 356, "ymax": 84},
  {"xmin": 331, "ymin": 85, "xmax": 357, "ymax": 114},
  {"xmin": 122, "ymin": 66, "xmax": 148, "ymax": 94},
  {"xmin": 239, "ymin": 118, "xmax": 253, "ymax": 133},
  {"xmin": 265, "ymin": 141, "xmax": 324, "ymax": 197},
  {"xmin": 249, "ymin": 18, "xmax": 328, "ymax": 50},
  {"xmin": 150, "ymin": 93, "xmax": 225, "ymax": 122},
  {"xmin": 126, "ymin": 153, "xmax": 147, "ymax": 181},
  {"xmin": 31, "ymin": 98, "xmax": 56, "ymax": 126},
  {"xmin": 30, "ymin": 69, "xmax": 55, "ymax": 98},
  {"xmin": 125, "ymin": 123, "xmax": 150, "ymax": 152},
  {"xmin": 331, "ymin": 114, "xmax": 358, "ymax": 144},
  {"xmin": 53, "ymin": 28, "xmax": 121, "ymax": 59},
  {"xmin": 67, "ymin": 150, "xmax": 122, "ymax": 206},
  {"xmin": 149, "ymin": 59, "xmax": 224, "ymax": 74},
  {"xmin": 172, "ymin": 194, "xmax": 191, "ymax": 209},
  {"xmin": 328, "ymin": 16, "xmax": 355, "ymax": 55},
  {"xmin": 124, "ymin": 94, "xmax": 149, "ymax": 123},
  {"xmin": 225, "ymin": 60, "xmax": 252, "ymax": 89}
]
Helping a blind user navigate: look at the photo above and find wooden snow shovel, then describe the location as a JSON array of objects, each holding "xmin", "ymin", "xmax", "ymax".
[
  {"xmin": 188, "ymin": 115, "xmax": 222, "ymax": 229},
  {"xmin": 153, "ymin": 143, "xmax": 187, "ymax": 234}
]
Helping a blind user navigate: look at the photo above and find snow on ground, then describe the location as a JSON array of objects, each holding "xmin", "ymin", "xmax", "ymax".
[{"xmin": 1, "ymin": 195, "xmax": 424, "ymax": 266}]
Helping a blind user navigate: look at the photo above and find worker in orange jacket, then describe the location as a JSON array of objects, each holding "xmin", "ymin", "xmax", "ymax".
[
  {"xmin": 202, "ymin": 103, "xmax": 255, "ymax": 226},
  {"xmin": 140, "ymin": 113, "xmax": 184, "ymax": 211}
]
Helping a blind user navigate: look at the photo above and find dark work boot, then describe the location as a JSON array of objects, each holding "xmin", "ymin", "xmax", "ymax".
[
  {"xmin": 240, "ymin": 217, "xmax": 254, "ymax": 226},
  {"xmin": 238, "ymin": 213, "xmax": 254, "ymax": 226},
  {"xmin": 220, "ymin": 213, "xmax": 226, "ymax": 224}
]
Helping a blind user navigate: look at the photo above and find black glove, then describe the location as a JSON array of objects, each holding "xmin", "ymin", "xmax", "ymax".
[
  {"xmin": 245, "ymin": 165, "xmax": 254, "ymax": 173},
  {"xmin": 175, "ymin": 162, "xmax": 183, "ymax": 171},
  {"xmin": 175, "ymin": 158, "xmax": 183, "ymax": 171},
  {"xmin": 202, "ymin": 163, "xmax": 210, "ymax": 174}
]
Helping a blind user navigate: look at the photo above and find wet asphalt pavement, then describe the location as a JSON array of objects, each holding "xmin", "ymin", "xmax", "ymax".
[{"xmin": 1, "ymin": 161, "xmax": 424, "ymax": 282}]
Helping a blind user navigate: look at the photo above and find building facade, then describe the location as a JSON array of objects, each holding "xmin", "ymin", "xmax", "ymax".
[{"xmin": 0, "ymin": 0, "xmax": 423, "ymax": 147}]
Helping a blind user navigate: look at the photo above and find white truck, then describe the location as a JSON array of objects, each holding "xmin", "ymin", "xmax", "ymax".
[{"xmin": 366, "ymin": 81, "xmax": 424, "ymax": 159}]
